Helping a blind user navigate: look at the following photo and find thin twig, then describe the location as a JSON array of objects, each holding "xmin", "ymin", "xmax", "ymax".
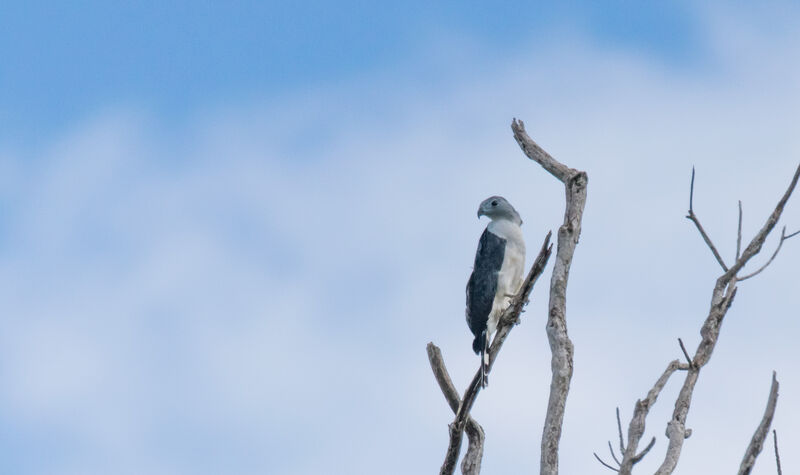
[
  {"xmin": 725, "ymin": 162, "xmax": 800, "ymax": 279},
  {"xmin": 677, "ymin": 338, "xmax": 693, "ymax": 368},
  {"xmin": 593, "ymin": 453, "xmax": 620, "ymax": 472},
  {"xmin": 686, "ymin": 168, "xmax": 729, "ymax": 271},
  {"xmin": 738, "ymin": 372, "xmax": 780, "ymax": 475},
  {"xmin": 608, "ymin": 441, "xmax": 621, "ymax": 466},
  {"xmin": 739, "ymin": 226, "xmax": 800, "ymax": 281},
  {"xmin": 737, "ymin": 200, "xmax": 743, "ymax": 259},
  {"xmin": 632, "ymin": 437, "xmax": 656, "ymax": 464},
  {"xmin": 616, "ymin": 407, "xmax": 625, "ymax": 454},
  {"xmin": 434, "ymin": 232, "xmax": 553, "ymax": 475},
  {"xmin": 773, "ymin": 430, "xmax": 782, "ymax": 475}
]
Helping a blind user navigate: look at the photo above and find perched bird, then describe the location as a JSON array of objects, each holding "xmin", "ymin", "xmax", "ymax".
[{"xmin": 466, "ymin": 196, "xmax": 526, "ymax": 388}]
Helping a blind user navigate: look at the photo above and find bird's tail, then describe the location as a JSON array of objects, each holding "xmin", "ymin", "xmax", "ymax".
[
  {"xmin": 472, "ymin": 330, "xmax": 490, "ymax": 388},
  {"xmin": 480, "ymin": 331, "xmax": 489, "ymax": 388}
]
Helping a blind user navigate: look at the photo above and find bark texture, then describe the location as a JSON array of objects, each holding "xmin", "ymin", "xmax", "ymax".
[
  {"xmin": 616, "ymin": 361, "xmax": 689, "ymax": 474},
  {"xmin": 737, "ymin": 372, "xmax": 779, "ymax": 475},
  {"xmin": 512, "ymin": 118, "xmax": 587, "ymax": 475}
]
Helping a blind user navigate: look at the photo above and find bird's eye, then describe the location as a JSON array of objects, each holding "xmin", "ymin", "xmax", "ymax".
[{"xmin": 491, "ymin": 200, "xmax": 498, "ymax": 206}]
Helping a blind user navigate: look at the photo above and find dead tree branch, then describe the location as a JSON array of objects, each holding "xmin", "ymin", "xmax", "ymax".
[
  {"xmin": 593, "ymin": 452, "xmax": 620, "ymax": 472},
  {"xmin": 738, "ymin": 372, "xmax": 780, "ymax": 475},
  {"xmin": 614, "ymin": 360, "xmax": 689, "ymax": 474},
  {"xmin": 736, "ymin": 200, "xmax": 743, "ymax": 259},
  {"xmin": 773, "ymin": 430, "xmax": 782, "ymax": 475},
  {"xmin": 738, "ymin": 227, "xmax": 800, "ymax": 281},
  {"xmin": 512, "ymin": 118, "xmax": 588, "ymax": 475},
  {"xmin": 427, "ymin": 343, "xmax": 485, "ymax": 474},
  {"xmin": 724, "ymin": 164, "xmax": 800, "ymax": 279},
  {"xmin": 651, "ymin": 164, "xmax": 800, "ymax": 474},
  {"xmin": 686, "ymin": 167, "xmax": 729, "ymax": 271},
  {"xmin": 430, "ymin": 232, "xmax": 553, "ymax": 475},
  {"xmin": 677, "ymin": 339, "xmax": 694, "ymax": 369}
]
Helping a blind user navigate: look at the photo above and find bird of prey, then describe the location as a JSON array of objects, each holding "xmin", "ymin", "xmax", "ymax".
[{"xmin": 466, "ymin": 196, "xmax": 526, "ymax": 388}]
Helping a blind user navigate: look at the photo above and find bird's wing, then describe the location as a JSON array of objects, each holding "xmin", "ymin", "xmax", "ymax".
[{"xmin": 466, "ymin": 228, "xmax": 506, "ymax": 338}]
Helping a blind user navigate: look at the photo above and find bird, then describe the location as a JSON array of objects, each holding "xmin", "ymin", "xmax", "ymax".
[{"xmin": 466, "ymin": 196, "xmax": 526, "ymax": 388}]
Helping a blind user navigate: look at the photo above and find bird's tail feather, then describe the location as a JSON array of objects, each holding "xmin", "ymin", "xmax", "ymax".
[
  {"xmin": 473, "ymin": 330, "xmax": 489, "ymax": 388},
  {"xmin": 481, "ymin": 331, "xmax": 489, "ymax": 388}
]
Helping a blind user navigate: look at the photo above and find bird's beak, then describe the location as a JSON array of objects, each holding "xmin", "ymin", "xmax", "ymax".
[{"xmin": 477, "ymin": 208, "xmax": 484, "ymax": 219}]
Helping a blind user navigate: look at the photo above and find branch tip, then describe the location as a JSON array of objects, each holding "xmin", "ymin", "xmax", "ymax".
[
  {"xmin": 678, "ymin": 338, "xmax": 694, "ymax": 368},
  {"xmin": 593, "ymin": 453, "xmax": 620, "ymax": 472},
  {"xmin": 773, "ymin": 429, "xmax": 782, "ymax": 475},
  {"xmin": 736, "ymin": 200, "xmax": 743, "ymax": 259}
]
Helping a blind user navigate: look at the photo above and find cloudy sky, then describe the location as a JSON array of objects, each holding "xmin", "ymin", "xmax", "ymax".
[{"xmin": 1, "ymin": 2, "xmax": 799, "ymax": 474}]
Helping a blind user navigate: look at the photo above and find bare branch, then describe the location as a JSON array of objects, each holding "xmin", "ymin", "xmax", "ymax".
[
  {"xmin": 736, "ymin": 200, "xmax": 743, "ymax": 259},
  {"xmin": 654, "ymin": 280, "xmax": 734, "ymax": 474},
  {"xmin": 461, "ymin": 422, "xmax": 485, "ymax": 475},
  {"xmin": 653, "ymin": 164, "xmax": 799, "ymax": 474},
  {"xmin": 686, "ymin": 168, "xmax": 729, "ymax": 271},
  {"xmin": 677, "ymin": 338, "xmax": 694, "ymax": 369},
  {"xmin": 512, "ymin": 118, "xmax": 587, "ymax": 475},
  {"xmin": 511, "ymin": 118, "xmax": 574, "ymax": 180},
  {"xmin": 608, "ymin": 441, "xmax": 621, "ymax": 466},
  {"xmin": 433, "ymin": 232, "xmax": 553, "ymax": 475},
  {"xmin": 618, "ymin": 360, "xmax": 687, "ymax": 474},
  {"xmin": 427, "ymin": 343, "xmax": 465, "ymax": 414},
  {"xmin": 726, "ymin": 162, "xmax": 800, "ymax": 280},
  {"xmin": 738, "ymin": 372, "xmax": 780, "ymax": 475},
  {"xmin": 739, "ymin": 226, "xmax": 800, "ymax": 281},
  {"xmin": 773, "ymin": 430, "xmax": 783, "ymax": 475},
  {"xmin": 616, "ymin": 407, "xmax": 625, "ymax": 454},
  {"xmin": 427, "ymin": 343, "xmax": 485, "ymax": 474},
  {"xmin": 594, "ymin": 452, "xmax": 620, "ymax": 472},
  {"xmin": 632, "ymin": 437, "xmax": 656, "ymax": 464}
]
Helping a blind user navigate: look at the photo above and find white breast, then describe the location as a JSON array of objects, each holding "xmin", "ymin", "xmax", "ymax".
[{"xmin": 486, "ymin": 219, "xmax": 526, "ymax": 336}]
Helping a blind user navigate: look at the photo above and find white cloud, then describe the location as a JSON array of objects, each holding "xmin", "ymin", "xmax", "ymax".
[{"xmin": 1, "ymin": 5, "xmax": 799, "ymax": 474}]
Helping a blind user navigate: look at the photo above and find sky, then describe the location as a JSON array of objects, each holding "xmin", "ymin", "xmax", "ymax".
[{"xmin": 0, "ymin": 2, "xmax": 799, "ymax": 474}]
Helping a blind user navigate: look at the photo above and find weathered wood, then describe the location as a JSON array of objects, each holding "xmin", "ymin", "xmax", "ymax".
[
  {"xmin": 512, "ymin": 118, "xmax": 587, "ymax": 475},
  {"xmin": 652, "ymin": 164, "xmax": 799, "ymax": 474},
  {"xmin": 617, "ymin": 360, "xmax": 688, "ymax": 474},
  {"xmin": 738, "ymin": 372, "xmax": 779, "ymax": 475},
  {"xmin": 426, "ymin": 343, "xmax": 484, "ymax": 475}
]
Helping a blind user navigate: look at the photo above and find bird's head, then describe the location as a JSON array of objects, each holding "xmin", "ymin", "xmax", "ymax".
[{"xmin": 477, "ymin": 196, "xmax": 522, "ymax": 225}]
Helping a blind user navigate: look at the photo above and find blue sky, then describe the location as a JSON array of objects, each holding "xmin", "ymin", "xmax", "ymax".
[
  {"xmin": 1, "ymin": 1, "xmax": 702, "ymax": 145},
  {"xmin": 1, "ymin": 2, "xmax": 800, "ymax": 474}
]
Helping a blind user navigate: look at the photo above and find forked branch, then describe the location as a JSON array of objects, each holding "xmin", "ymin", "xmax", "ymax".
[
  {"xmin": 686, "ymin": 167, "xmax": 729, "ymax": 271},
  {"xmin": 611, "ymin": 360, "xmax": 688, "ymax": 474},
  {"xmin": 512, "ymin": 118, "xmax": 587, "ymax": 475},
  {"xmin": 427, "ymin": 343, "xmax": 485, "ymax": 474},
  {"xmin": 607, "ymin": 164, "xmax": 799, "ymax": 475},
  {"xmin": 739, "ymin": 227, "xmax": 800, "ymax": 281},
  {"xmin": 653, "ymin": 164, "xmax": 799, "ymax": 474}
]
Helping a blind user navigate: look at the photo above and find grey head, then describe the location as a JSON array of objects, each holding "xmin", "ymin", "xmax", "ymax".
[{"xmin": 477, "ymin": 195, "xmax": 522, "ymax": 225}]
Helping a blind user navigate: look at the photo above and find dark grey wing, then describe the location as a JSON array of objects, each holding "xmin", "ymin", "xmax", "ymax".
[{"xmin": 466, "ymin": 229, "xmax": 506, "ymax": 353}]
